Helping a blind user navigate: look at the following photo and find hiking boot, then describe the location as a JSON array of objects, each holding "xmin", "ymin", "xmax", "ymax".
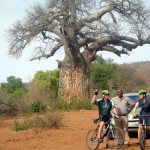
[{"xmin": 98, "ymin": 138, "xmax": 103, "ymax": 143}]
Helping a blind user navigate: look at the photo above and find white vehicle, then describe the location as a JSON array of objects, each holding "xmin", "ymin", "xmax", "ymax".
[{"xmin": 124, "ymin": 93, "xmax": 140, "ymax": 133}]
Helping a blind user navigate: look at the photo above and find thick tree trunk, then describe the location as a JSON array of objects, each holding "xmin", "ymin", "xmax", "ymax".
[{"xmin": 58, "ymin": 65, "xmax": 90, "ymax": 100}]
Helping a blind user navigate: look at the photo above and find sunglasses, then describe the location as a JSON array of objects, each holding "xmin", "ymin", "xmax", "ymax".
[{"xmin": 104, "ymin": 94, "xmax": 109, "ymax": 96}]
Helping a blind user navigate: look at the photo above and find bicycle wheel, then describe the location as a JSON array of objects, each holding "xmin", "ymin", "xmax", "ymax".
[
  {"xmin": 106, "ymin": 127, "xmax": 124, "ymax": 149},
  {"xmin": 139, "ymin": 127, "xmax": 146, "ymax": 150},
  {"xmin": 86, "ymin": 129, "xmax": 100, "ymax": 150}
]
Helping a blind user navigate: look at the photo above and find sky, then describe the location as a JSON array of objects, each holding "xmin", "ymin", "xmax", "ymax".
[{"xmin": 0, "ymin": 0, "xmax": 150, "ymax": 83}]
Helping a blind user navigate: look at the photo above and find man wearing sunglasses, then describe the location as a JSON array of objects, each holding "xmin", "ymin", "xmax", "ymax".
[
  {"xmin": 111, "ymin": 89, "xmax": 134, "ymax": 146},
  {"xmin": 91, "ymin": 90, "xmax": 118, "ymax": 143}
]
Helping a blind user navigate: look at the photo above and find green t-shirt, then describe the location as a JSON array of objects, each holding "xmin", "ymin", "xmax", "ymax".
[{"xmin": 96, "ymin": 99, "xmax": 113, "ymax": 116}]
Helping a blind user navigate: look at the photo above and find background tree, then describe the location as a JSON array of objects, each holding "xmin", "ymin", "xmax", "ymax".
[
  {"xmin": 21, "ymin": 69, "xmax": 59, "ymax": 104},
  {"xmin": 131, "ymin": 61, "xmax": 150, "ymax": 85},
  {"xmin": 0, "ymin": 76, "xmax": 26, "ymax": 101},
  {"xmin": 7, "ymin": 0, "xmax": 150, "ymax": 100},
  {"xmin": 0, "ymin": 76, "xmax": 26, "ymax": 114},
  {"xmin": 32, "ymin": 69, "xmax": 59, "ymax": 99},
  {"xmin": 91, "ymin": 55, "xmax": 117, "ymax": 90},
  {"xmin": 110, "ymin": 64, "xmax": 148, "ymax": 93}
]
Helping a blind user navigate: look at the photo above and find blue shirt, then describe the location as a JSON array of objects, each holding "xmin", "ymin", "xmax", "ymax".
[
  {"xmin": 138, "ymin": 98, "xmax": 150, "ymax": 114},
  {"xmin": 147, "ymin": 93, "xmax": 150, "ymax": 101}
]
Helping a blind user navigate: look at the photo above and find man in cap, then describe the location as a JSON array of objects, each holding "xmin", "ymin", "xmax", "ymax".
[{"xmin": 111, "ymin": 89, "xmax": 134, "ymax": 146}]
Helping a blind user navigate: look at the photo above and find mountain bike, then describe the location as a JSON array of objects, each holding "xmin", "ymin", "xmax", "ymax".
[
  {"xmin": 86, "ymin": 116, "xmax": 124, "ymax": 150},
  {"xmin": 139, "ymin": 114, "xmax": 150, "ymax": 150}
]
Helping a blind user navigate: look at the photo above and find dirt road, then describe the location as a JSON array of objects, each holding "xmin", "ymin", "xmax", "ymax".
[{"xmin": 0, "ymin": 110, "xmax": 150, "ymax": 150}]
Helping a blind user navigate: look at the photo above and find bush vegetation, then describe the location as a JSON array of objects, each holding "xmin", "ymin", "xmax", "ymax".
[
  {"xmin": 55, "ymin": 98, "xmax": 92, "ymax": 111},
  {"xmin": 1, "ymin": 57, "xmax": 150, "ymax": 131},
  {"xmin": 91, "ymin": 55, "xmax": 117, "ymax": 90},
  {"xmin": 11, "ymin": 111, "xmax": 63, "ymax": 132},
  {"xmin": 11, "ymin": 117, "xmax": 32, "ymax": 132}
]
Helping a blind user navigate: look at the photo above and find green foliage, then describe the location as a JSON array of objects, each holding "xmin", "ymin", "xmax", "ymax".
[
  {"xmin": 30, "ymin": 101, "xmax": 41, "ymax": 113},
  {"xmin": 17, "ymin": 69, "xmax": 60, "ymax": 114},
  {"xmin": 11, "ymin": 117, "xmax": 32, "ymax": 132},
  {"xmin": 91, "ymin": 55, "xmax": 117, "ymax": 90},
  {"xmin": 29, "ymin": 101, "xmax": 46, "ymax": 113},
  {"xmin": 11, "ymin": 111, "xmax": 63, "ymax": 131},
  {"xmin": 33, "ymin": 69, "xmax": 59, "ymax": 99},
  {"xmin": 55, "ymin": 98, "xmax": 92, "ymax": 111},
  {"xmin": 1, "ymin": 61, "xmax": 149, "ymax": 116},
  {"xmin": 90, "ymin": 55, "xmax": 147, "ymax": 93},
  {"xmin": 1, "ymin": 76, "xmax": 22, "ymax": 93},
  {"xmin": 0, "ymin": 76, "xmax": 27, "ymax": 101}
]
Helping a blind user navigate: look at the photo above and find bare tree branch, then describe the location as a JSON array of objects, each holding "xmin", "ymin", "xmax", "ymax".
[
  {"xmin": 30, "ymin": 42, "xmax": 63, "ymax": 60},
  {"xmin": 6, "ymin": 0, "xmax": 150, "ymax": 64}
]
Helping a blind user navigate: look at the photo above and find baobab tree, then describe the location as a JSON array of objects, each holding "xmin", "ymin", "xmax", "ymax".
[{"xmin": 7, "ymin": 0, "xmax": 150, "ymax": 100}]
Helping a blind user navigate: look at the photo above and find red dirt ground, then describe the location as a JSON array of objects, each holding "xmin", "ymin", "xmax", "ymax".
[{"xmin": 0, "ymin": 110, "xmax": 150, "ymax": 150}]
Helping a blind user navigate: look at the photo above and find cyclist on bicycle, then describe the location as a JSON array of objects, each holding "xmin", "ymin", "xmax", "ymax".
[
  {"xmin": 91, "ymin": 90, "xmax": 118, "ymax": 143},
  {"xmin": 133, "ymin": 89, "xmax": 150, "ymax": 144}
]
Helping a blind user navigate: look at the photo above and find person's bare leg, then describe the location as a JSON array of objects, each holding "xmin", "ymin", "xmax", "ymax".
[
  {"xmin": 137, "ymin": 124, "xmax": 142, "ymax": 144},
  {"xmin": 98, "ymin": 121, "xmax": 104, "ymax": 142}
]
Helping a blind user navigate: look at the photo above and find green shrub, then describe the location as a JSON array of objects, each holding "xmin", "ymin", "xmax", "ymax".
[
  {"xmin": 55, "ymin": 98, "xmax": 92, "ymax": 111},
  {"xmin": 11, "ymin": 117, "xmax": 32, "ymax": 132},
  {"xmin": 11, "ymin": 111, "xmax": 63, "ymax": 132},
  {"xmin": 0, "ymin": 76, "xmax": 27, "ymax": 101},
  {"xmin": 32, "ymin": 111, "xmax": 63, "ymax": 129},
  {"xmin": 29, "ymin": 101, "xmax": 46, "ymax": 113},
  {"xmin": 33, "ymin": 69, "xmax": 59, "ymax": 99}
]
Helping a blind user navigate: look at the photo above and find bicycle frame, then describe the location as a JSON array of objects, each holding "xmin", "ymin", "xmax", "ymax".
[
  {"xmin": 86, "ymin": 117, "xmax": 124, "ymax": 150},
  {"xmin": 93, "ymin": 118, "xmax": 112, "ymax": 138}
]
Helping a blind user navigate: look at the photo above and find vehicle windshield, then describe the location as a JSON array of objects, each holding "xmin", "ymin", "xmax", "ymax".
[{"xmin": 127, "ymin": 95, "xmax": 139, "ymax": 104}]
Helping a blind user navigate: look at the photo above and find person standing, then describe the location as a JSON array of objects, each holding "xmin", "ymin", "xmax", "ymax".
[
  {"xmin": 111, "ymin": 89, "xmax": 134, "ymax": 146},
  {"xmin": 133, "ymin": 89, "xmax": 150, "ymax": 144},
  {"xmin": 91, "ymin": 90, "xmax": 118, "ymax": 143}
]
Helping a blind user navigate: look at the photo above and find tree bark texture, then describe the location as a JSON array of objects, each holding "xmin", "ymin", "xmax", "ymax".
[
  {"xmin": 58, "ymin": 66, "xmax": 90, "ymax": 100},
  {"xmin": 7, "ymin": 0, "xmax": 150, "ymax": 100}
]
